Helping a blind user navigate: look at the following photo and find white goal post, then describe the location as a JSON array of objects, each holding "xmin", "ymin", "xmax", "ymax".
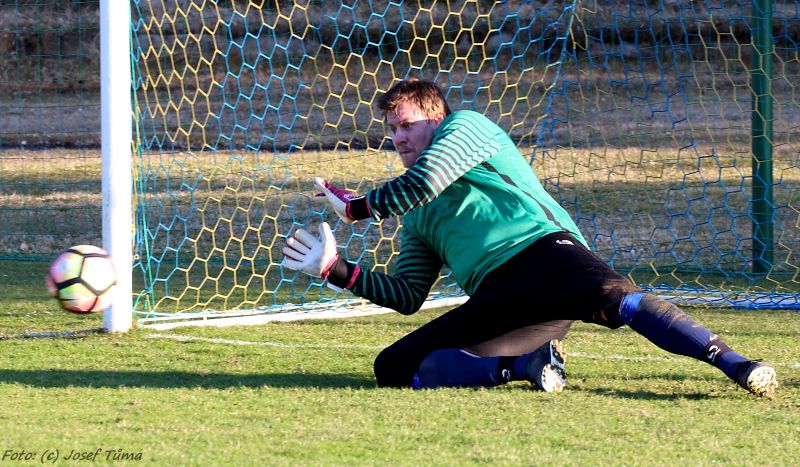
[{"xmin": 100, "ymin": 0, "xmax": 133, "ymax": 333}]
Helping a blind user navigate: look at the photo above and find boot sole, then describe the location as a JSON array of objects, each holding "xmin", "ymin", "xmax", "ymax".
[
  {"xmin": 747, "ymin": 365, "xmax": 778, "ymax": 399},
  {"xmin": 536, "ymin": 340, "xmax": 567, "ymax": 393}
]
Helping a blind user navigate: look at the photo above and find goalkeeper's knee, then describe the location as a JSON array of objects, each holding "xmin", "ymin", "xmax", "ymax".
[
  {"xmin": 592, "ymin": 280, "xmax": 643, "ymax": 329},
  {"xmin": 605, "ymin": 292, "xmax": 678, "ymax": 327},
  {"xmin": 373, "ymin": 346, "xmax": 416, "ymax": 388},
  {"xmin": 612, "ymin": 292, "xmax": 682, "ymax": 326}
]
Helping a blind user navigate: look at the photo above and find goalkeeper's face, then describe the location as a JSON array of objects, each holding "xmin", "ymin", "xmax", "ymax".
[{"xmin": 386, "ymin": 101, "xmax": 443, "ymax": 168}]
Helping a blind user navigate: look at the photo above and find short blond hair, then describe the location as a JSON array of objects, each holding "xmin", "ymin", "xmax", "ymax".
[{"xmin": 377, "ymin": 78, "xmax": 451, "ymax": 120}]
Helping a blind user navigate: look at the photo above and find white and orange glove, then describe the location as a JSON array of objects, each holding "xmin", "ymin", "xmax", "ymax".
[
  {"xmin": 281, "ymin": 222, "xmax": 339, "ymax": 278},
  {"xmin": 314, "ymin": 177, "xmax": 371, "ymax": 224}
]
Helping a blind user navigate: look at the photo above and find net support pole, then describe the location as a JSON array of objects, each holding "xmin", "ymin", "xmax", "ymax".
[
  {"xmin": 751, "ymin": 0, "xmax": 774, "ymax": 274},
  {"xmin": 101, "ymin": 0, "xmax": 133, "ymax": 332}
]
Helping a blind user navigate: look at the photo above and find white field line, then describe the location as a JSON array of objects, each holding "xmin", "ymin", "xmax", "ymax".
[
  {"xmin": 144, "ymin": 333, "xmax": 800, "ymax": 367},
  {"xmin": 144, "ymin": 333, "xmax": 384, "ymax": 350},
  {"xmin": 146, "ymin": 333, "xmax": 671, "ymax": 359},
  {"xmin": 139, "ymin": 296, "xmax": 470, "ymax": 330},
  {"xmin": 143, "ymin": 334, "xmax": 680, "ymax": 361},
  {"xmin": 569, "ymin": 351, "xmax": 677, "ymax": 362}
]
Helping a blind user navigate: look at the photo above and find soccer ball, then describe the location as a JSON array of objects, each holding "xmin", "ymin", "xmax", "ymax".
[{"xmin": 45, "ymin": 245, "xmax": 116, "ymax": 314}]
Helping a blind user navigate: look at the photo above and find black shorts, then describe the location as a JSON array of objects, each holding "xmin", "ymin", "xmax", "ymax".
[
  {"xmin": 479, "ymin": 230, "xmax": 642, "ymax": 327},
  {"xmin": 372, "ymin": 231, "xmax": 641, "ymax": 387}
]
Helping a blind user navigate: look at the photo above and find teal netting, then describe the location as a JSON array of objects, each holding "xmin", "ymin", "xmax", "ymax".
[{"xmin": 124, "ymin": 1, "xmax": 799, "ymax": 319}]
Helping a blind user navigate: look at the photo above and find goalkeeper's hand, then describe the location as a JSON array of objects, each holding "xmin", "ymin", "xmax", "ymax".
[
  {"xmin": 281, "ymin": 222, "xmax": 339, "ymax": 278},
  {"xmin": 314, "ymin": 177, "xmax": 358, "ymax": 224}
]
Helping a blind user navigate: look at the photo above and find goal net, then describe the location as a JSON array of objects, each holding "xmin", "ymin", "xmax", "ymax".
[{"xmin": 125, "ymin": 0, "xmax": 799, "ymax": 324}]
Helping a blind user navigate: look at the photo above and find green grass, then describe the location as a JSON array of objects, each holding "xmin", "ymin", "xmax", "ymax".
[{"xmin": 2, "ymin": 262, "xmax": 799, "ymax": 465}]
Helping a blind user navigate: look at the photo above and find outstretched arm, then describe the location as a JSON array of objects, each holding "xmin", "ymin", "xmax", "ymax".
[
  {"xmin": 317, "ymin": 112, "xmax": 507, "ymax": 223},
  {"xmin": 286, "ymin": 225, "xmax": 443, "ymax": 315},
  {"xmin": 350, "ymin": 112, "xmax": 505, "ymax": 220}
]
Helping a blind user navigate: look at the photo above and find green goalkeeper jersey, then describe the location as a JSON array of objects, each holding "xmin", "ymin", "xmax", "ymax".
[{"xmin": 341, "ymin": 110, "xmax": 586, "ymax": 314}]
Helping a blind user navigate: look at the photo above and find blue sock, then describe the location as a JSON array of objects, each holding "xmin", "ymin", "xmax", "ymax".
[
  {"xmin": 511, "ymin": 352, "xmax": 534, "ymax": 380},
  {"xmin": 411, "ymin": 348, "xmax": 546, "ymax": 389},
  {"xmin": 413, "ymin": 349, "xmax": 508, "ymax": 388},
  {"xmin": 713, "ymin": 344, "xmax": 750, "ymax": 379},
  {"xmin": 619, "ymin": 293, "xmax": 749, "ymax": 379}
]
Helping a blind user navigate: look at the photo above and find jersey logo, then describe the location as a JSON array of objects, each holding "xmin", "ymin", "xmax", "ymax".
[{"xmin": 555, "ymin": 239, "xmax": 574, "ymax": 246}]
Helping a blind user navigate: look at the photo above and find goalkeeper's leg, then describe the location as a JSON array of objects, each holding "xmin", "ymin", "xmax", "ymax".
[
  {"xmin": 373, "ymin": 312, "xmax": 572, "ymax": 390},
  {"xmin": 604, "ymin": 293, "xmax": 778, "ymax": 398},
  {"xmin": 505, "ymin": 231, "xmax": 779, "ymax": 398},
  {"xmin": 410, "ymin": 325, "xmax": 570, "ymax": 392},
  {"xmin": 375, "ymin": 288, "xmax": 572, "ymax": 389},
  {"xmin": 372, "ymin": 242, "xmax": 577, "ymax": 391}
]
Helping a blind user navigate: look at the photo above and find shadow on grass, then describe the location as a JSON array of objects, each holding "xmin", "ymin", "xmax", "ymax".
[
  {"xmin": 779, "ymin": 378, "xmax": 800, "ymax": 389},
  {"xmin": 585, "ymin": 388, "xmax": 712, "ymax": 400},
  {"xmin": 0, "ymin": 369, "xmax": 376, "ymax": 390}
]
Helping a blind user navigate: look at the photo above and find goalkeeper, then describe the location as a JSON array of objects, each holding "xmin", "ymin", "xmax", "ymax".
[{"xmin": 283, "ymin": 78, "xmax": 778, "ymax": 398}]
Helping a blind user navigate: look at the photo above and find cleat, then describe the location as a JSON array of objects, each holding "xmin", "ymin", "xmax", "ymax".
[
  {"xmin": 735, "ymin": 360, "xmax": 778, "ymax": 399},
  {"xmin": 525, "ymin": 340, "xmax": 567, "ymax": 393}
]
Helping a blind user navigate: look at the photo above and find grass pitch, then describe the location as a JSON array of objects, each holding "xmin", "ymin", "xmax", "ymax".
[{"xmin": 1, "ymin": 261, "xmax": 799, "ymax": 465}]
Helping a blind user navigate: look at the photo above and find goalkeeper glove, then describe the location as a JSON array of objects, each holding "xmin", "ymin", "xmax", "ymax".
[
  {"xmin": 314, "ymin": 177, "xmax": 371, "ymax": 224},
  {"xmin": 281, "ymin": 222, "xmax": 339, "ymax": 278}
]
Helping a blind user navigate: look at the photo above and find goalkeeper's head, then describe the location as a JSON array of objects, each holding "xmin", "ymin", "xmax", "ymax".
[
  {"xmin": 378, "ymin": 78, "xmax": 452, "ymax": 168},
  {"xmin": 377, "ymin": 77, "xmax": 451, "ymax": 121}
]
